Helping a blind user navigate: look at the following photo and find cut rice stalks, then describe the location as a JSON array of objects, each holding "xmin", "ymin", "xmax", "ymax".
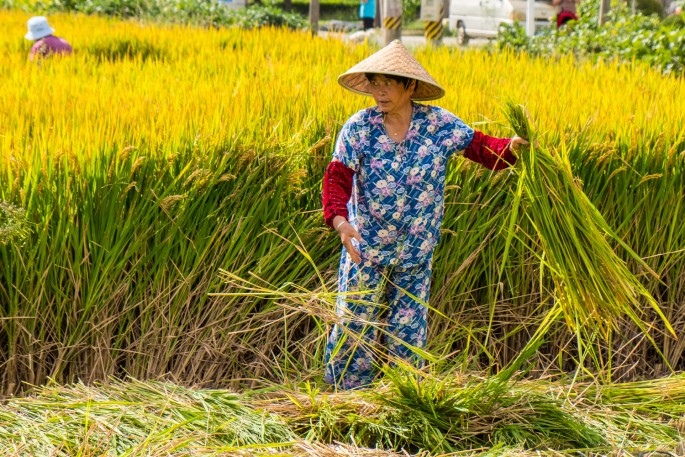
[{"xmin": 502, "ymin": 102, "xmax": 673, "ymax": 339}]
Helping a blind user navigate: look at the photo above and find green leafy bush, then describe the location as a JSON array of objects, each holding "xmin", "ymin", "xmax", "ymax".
[
  {"xmin": 4, "ymin": 0, "xmax": 307, "ymax": 29},
  {"xmin": 226, "ymin": 3, "xmax": 306, "ymax": 28},
  {"xmin": 403, "ymin": 0, "xmax": 421, "ymax": 20},
  {"xmin": 662, "ymin": 12, "xmax": 685, "ymax": 27},
  {"xmin": 496, "ymin": 2, "xmax": 685, "ymax": 75},
  {"xmin": 636, "ymin": 0, "xmax": 664, "ymax": 17}
]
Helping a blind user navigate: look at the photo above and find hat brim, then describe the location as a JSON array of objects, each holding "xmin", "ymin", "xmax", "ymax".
[
  {"xmin": 25, "ymin": 26, "xmax": 54, "ymax": 41},
  {"xmin": 337, "ymin": 40, "xmax": 445, "ymax": 101},
  {"xmin": 338, "ymin": 71, "xmax": 445, "ymax": 101}
]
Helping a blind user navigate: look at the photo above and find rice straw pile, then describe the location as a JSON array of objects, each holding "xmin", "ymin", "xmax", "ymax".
[{"xmin": 503, "ymin": 102, "xmax": 672, "ymax": 337}]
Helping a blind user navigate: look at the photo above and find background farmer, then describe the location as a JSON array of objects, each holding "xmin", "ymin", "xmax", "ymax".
[
  {"xmin": 553, "ymin": 0, "xmax": 581, "ymax": 27},
  {"xmin": 359, "ymin": 0, "xmax": 376, "ymax": 31},
  {"xmin": 25, "ymin": 16, "xmax": 72, "ymax": 61},
  {"xmin": 322, "ymin": 40, "xmax": 527, "ymax": 390}
]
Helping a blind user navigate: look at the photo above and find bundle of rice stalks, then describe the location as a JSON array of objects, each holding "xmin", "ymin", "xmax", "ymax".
[
  {"xmin": 502, "ymin": 102, "xmax": 672, "ymax": 338},
  {"xmin": 0, "ymin": 378, "xmax": 295, "ymax": 456},
  {"xmin": 263, "ymin": 365, "xmax": 606, "ymax": 454}
]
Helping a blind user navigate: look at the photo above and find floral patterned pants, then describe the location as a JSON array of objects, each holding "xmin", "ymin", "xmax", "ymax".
[{"xmin": 323, "ymin": 252, "xmax": 432, "ymax": 390}]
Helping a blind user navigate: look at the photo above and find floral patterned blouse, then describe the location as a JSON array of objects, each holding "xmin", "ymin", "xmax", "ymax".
[{"xmin": 332, "ymin": 102, "xmax": 490, "ymax": 268}]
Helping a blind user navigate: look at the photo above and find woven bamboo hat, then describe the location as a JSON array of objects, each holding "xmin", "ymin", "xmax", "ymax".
[{"xmin": 338, "ymin": 40, "xmax": 445, "ymax": 101}]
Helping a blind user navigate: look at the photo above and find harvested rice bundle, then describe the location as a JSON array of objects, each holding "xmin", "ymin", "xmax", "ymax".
[{"xmin": 503, "ymin": 102, "xmax": 671, "ymax": 336}]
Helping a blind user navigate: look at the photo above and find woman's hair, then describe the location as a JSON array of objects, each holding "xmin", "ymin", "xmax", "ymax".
[{"xmin": 365, "ymin": 73, "xmax": 415, "ymax": 90}]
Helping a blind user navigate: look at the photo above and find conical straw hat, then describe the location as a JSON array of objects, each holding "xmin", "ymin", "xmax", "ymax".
[{"xmin": 338, "ymin": 40, "xmax": 445, "ymax": 101}]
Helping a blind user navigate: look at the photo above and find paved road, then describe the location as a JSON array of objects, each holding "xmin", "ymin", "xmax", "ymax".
[
  {"xmin": 402, "ymin": 34, "xmax": 491, "ymax": 48},
  {"xmin": 318, "ymin": 21, "xmax": 489, "ymax": 49},
  {"xmin": 318, "ymin": 29, "xmax": 489, "ymax": 49}
]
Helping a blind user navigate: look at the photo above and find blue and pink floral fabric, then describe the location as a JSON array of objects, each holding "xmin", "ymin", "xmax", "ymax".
[
  {"xmin": 332, "ymin": 102, "xmax": 474, "ymax": 269},
  {"xmin": 323, "ymin": 255, "xmax": 432, "ymax": 389}
]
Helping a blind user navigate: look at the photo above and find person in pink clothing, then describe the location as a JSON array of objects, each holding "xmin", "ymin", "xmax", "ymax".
[
  {"xmin": 25, "ymin": 16, "xmax": 73, "ymax": 61},
  {"xmin": 553, "ymin": 0, "xmax": 580, "ymax": 27}
]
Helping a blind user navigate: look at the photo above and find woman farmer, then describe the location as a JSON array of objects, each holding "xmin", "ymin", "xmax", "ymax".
[{"xmin": 321, "ymin": 40, "xmax": 527, "ymax": 390}]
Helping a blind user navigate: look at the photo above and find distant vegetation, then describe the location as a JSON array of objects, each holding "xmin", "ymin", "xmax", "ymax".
[
  {"xmin": 497, "ymin": 1, "xmax": 685, "ymax": 76},
  {"xmin": 1, "ymin": 0, "xmax": 308, "ymax": 28}
]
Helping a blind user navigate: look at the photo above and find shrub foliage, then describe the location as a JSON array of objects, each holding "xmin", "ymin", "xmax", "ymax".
[{"xmin": 497, "ymin": 1, "xmax": 685, "ymax": 76}]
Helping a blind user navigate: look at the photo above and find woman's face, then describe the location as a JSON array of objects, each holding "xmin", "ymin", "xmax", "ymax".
[{"xmin": 367, "ymin": 75, "xmax": 415, "ymax": 114}]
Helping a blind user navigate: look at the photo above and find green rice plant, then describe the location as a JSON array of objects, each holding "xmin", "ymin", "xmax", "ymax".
[
  {"xmin": 267, "ymin": 368, "xmax": 609, "ymax": 454},
  {"xmin": 2, "ymin": 376, "xmax": 685, "ymax": 456},
  {"xmin": 374, "ymin": 330, "xmax": 607, "ymax": 453},
  {"xmin": 0, "ymin": 378, "xmax": 295, "ymax": 456},
  {"xmin": 566, "ymin": 135, "xmax": 685, "ymax": 378},
  {"xmin": 501, "ymin": 102, "xmax": 672, "ymax": 341},
  {"xmin": 263, "ymin": 365, "xmax": 685, "ymax": 455},
  {"xmin": 1, "ymin": 10, "xmax": 685, "ymax": 393},
  {"xmin": 262, "ymin": 316, "xmax": 606, "ymax": 454},
  {"xmin": 0, "ymin": 200, "xmax": 31, "ymax": 245}
]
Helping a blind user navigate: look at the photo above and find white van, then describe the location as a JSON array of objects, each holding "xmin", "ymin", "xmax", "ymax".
[{"xmin": 447, "ymin": 0, "xmax": 556, "ymax": 44}]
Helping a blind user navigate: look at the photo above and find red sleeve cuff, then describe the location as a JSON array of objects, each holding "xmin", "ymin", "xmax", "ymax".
[
  {"xmin": 463, "ymin": 131, "xmax": 517, "ymax": 170},
  {"xmin": 322, "ymin": 161, "xmax": 355, "ymax": 228}
]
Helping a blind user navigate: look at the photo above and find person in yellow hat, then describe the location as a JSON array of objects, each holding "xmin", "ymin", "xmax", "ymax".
[{"xmin": 322, "ymin": 40, "xmax": 527, "ymax": 390}]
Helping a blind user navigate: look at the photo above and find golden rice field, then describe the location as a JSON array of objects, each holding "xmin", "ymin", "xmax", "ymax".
[
  {"xmin": 1, "ymin": 8, "xmax": 685, "ymax": 391},
  {"xmin": 1, "ymin": 11, "xmax": 684, "ymax": 160},
  {"xmin": 2, "ymin": 7, "xmax": 685, "ymax": 457}
]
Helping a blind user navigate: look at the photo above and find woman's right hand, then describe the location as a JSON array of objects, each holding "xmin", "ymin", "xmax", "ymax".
[{"xmin": 333, "ymin": 216, "xmax": 363, "ymax": 264}]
